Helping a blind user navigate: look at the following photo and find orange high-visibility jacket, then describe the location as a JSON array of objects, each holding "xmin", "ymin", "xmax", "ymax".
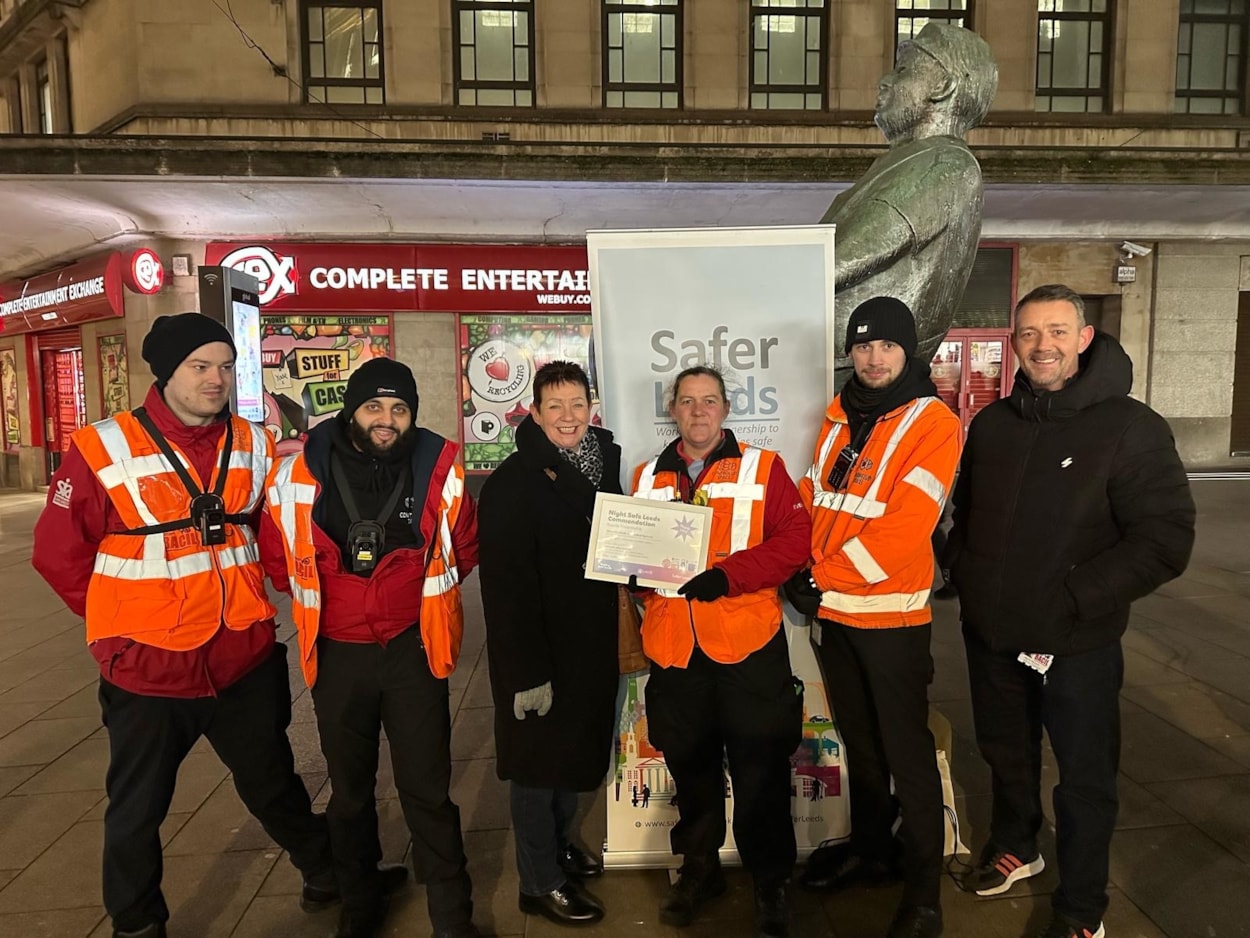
[
  {"xmin": 632, "ymin": 443, "xmax": 783, "ymax": 667},
  {"xmin": 799, "ymin": 395, "xmax": 962, "ymax": 629},
  {"xmin": 264, "ymin": 453, "xmax": 468, "ymax": 687},
  {"xmin": 73, "ymin": 412, "xmax": 275, "ymax": 649}
]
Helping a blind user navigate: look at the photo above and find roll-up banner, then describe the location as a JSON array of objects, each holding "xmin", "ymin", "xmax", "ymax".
[{"xmin": 588, "ymin": 225, "xmax": 850, "ymax": 868}]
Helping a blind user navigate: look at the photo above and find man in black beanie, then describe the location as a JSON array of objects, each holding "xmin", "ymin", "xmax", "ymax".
[
  {"xmin": 786, "ymin": 297, "xmax": 962, "ymax": 938},
  {"xmin": 260, "ymin": 357, "xmax": 481, "ymax": 938},
  {"xmin": 33, "ymin": 312, "xmax": 336, "ymax": 938}
]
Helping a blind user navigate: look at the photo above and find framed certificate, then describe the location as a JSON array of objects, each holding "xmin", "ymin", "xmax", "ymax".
[{"xmin": 584, "ymin": 492, "xmax": 714, "ymax": 590}]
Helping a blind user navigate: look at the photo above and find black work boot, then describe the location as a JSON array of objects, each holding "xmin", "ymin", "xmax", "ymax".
[
  {"xmin": 113, "ymin": 925, "xmax": 167, "ymax": 938},
  {"xmin": 754, "ymin": 880, "xmax": 790, "ymax": 938},
  {"xmin": 659, "ymin": 854, "xmax": 728, "ymax": 927}
]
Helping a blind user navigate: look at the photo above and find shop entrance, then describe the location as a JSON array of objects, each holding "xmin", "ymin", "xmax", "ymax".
[
  {"xmin": 930, "ymin": 331, "xmax": 1013, "ymax": 430},
  {"xmin": 37, "ymin": 328, "xmax": 87, "ymax": 480}
]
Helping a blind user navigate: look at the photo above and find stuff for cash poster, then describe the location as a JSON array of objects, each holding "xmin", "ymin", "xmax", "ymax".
[
  {"xmin": 259, "ymin": 315, "xmax": 391, "ymax": 454},
  {"xmin": 98, "ymin": 334, "xmax": 130, "ymax": 418},
  {"xmin": 1, "ymin": 347, "xmax": 19, "ymax": 447},
  {"xmin": 459, "ymin": 314, "xmax": 595, "ymax": 471}
]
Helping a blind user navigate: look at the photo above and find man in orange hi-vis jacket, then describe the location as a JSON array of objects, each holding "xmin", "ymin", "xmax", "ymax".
[
  {"xmin": 33, "ymin": 313, "xmax": 334, "ymax": 938},
  {"xmin": 786, "ymin": 297, "xmax": 962, "ymax": 938}
]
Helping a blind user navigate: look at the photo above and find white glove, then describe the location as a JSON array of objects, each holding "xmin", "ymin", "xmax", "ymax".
[{"xmin": 513, "ymin": 681, "xmax": 553, "ymax": 720}]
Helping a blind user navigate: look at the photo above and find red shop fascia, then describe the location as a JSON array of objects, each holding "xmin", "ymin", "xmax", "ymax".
[{"xmin": 0, "ymin": 249, "xmax": 162, "ymax": 450}]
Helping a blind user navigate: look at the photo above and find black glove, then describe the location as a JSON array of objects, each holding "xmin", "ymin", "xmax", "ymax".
[
  {"xmin": 783, "ymin": 569, "xmax": 823, "ymax": 618},
  {"xmin": 678, "ymin": 567, "xmax": 730, "ymax": 603},
  {"xmin": 625, "ymin": 574, "xmax": 648, "ymax": 594}
]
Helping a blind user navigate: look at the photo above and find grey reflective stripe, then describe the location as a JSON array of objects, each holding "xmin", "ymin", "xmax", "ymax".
[
  {"xmin": 268, "ymin": 456, "xmax": 315, "ymax": 559},
  {"xmin": 810, "ymin": 490, "xmax": 888, "ymax": 519},
  {"xmin": 861, "ymin": 398, "xmax": 939, "ymax": 506},
  {"xmin": 292, "ymin": 582, "xmax": 321, "ymax": 611},
  {"xmin": 842, "ymin": 536, "xmax": 889, "ymax": 585},
  {"xmin": 93, "ymin": 420, "xmax": 163, "ymax": 527},
  {"xmin": 902, "ymin": 465, "xmax": 946, "ymax": 508},
  {"xmin": 702, "ymin": 445, "xmax": 767, "ymax": 554},
  {"xmin": 93, "ymin": 550, "xmax": 214, "ymax": 580},
  {"xmin": 818, "ymin": 587, "xmax": 931, "ymax": 615}
]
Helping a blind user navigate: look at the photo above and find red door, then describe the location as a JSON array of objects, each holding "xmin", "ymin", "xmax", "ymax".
[
  {"xmin": 37, "ymin": 329, "xmax": 86, "ymax": 478},
  {"xmin": 930, "ymin": 331, "xmax": 1012, "ymax": 431}
]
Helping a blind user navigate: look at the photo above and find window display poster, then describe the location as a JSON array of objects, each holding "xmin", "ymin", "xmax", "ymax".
[
  {"xmin": 459, "ymin": 314, "xmax": 596, "ymax": 471},
  {"xmin": 0, "ymin": 347, "xmax": 17, "ymax": 447},
  {"xmin": 98, "ymin": 334, "xmax": 130, "ymax": 418},
  {"xmin": 259, "ymin": 315, "xmax": 391, "ymax": 455}
]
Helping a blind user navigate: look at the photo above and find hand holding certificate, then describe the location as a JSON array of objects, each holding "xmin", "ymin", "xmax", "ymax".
[{"xmin": 584, "ymin": 493, "xmax": 713, "ymax": 590}]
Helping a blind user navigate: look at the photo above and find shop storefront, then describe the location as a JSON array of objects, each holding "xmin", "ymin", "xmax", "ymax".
[
  {"xmin": 205, "ymin": 242, "xmax": 594, "ymax": 473},
  {"xmin": 0, "ymin": 248, "xmax": 163, "ymax": 484}
]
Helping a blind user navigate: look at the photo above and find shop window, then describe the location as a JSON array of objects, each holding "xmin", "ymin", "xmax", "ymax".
[
  {"xmin": 951, "ymin": 246, "xmax": 1014, "ymax": 329},
  {"xmin": 1176, "ymin": 0, "xmax": 1247, "ymax": 115},
  {"xmin": 35, "ymin": 57, "xmax": 51, "ymax": 133},
  {"xmin": 603, "ymin": 0, "xmax": 682, "ymax": 109},
  {"xmin": 302, "ymin": 0, "xmax": 385, "ymax": 105},
  {"xmin": 1035, "ymin": 0, "xmax": 1111, "ymax": 113},
  {"xmin": 896, "ymin": 0, "xmax": 973, "ymax": 55},
  {"xmin": 454, "ymin": 0, "xmax": 535, "ymax": 106},
  {"xmin": 749, "ymin": 0, "xmax": 827, "ymax": 111}
]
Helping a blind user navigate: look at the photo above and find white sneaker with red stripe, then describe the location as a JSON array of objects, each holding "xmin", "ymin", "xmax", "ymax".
[
  {"xmin": 1036, "ymin": 913, "xmax": 1105, "ymax": 938},
  {"xmin": 963, "ymin": 846, "xmax": 1046, "ymax": 896}
]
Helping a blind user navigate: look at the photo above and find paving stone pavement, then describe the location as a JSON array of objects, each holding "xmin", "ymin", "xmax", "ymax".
[{"xmin": 1, "ymin": 481, "xmax": 1248, "ymax": 937}]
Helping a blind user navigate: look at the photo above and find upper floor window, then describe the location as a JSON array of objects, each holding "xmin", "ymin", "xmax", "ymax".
[
  {"xmin": 454, "ymin": 0, "xmax": 534, "ymax": 106},
  {"xmin": 1176, "ymin": 0, "xmax": 1247, "ymax": 114},
  {"xmin": 1035, "ymin": 0, "xmax": 1111, "ymax": 113},
  {"xmin": 750, "ymin": 0, "xmax": 827, "ymax": 110},
  {"xmin": 35, "ymin": 57, "xmax": 51, "ymax": 133},
  {"xmin": 302, "ymin": 1, "xmax": 384, "ymax": 105},
  {"xmin": 603, "ymin": 0, "xmax": 682, "ymax": 108},
  {"xmin": 896, "ymin": 0, "xmax": 973, "ymax": 54}
]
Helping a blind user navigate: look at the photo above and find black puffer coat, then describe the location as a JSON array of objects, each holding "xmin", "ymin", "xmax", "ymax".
[
  {"xmin": 477, "ymin": 417, "xmax": 623, "ymax": 790},
  {"xmin": 947, "ymin": 332, "xmax": 1195, "ymax": 656}
]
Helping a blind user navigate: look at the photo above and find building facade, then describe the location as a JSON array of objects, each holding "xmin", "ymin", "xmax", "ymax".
[{"xmin": 1, "ymin": 0, "xmax": 1249, "ymax": 488}]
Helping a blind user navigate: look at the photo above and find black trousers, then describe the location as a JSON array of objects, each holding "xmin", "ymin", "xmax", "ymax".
[
  {"xmin": 814, "ymin": 621, "xmax": 943, "ymax": 908},
  {"xmin": 645, "ymin": 628, "xmax": 801, "ymax": 886},
  {"xmin": 311, "ymin": 627, "xmax": 472, "ymax": 930},
  {"xmin": 98, "ymin": 643, "xmax": 331, "ymax": 932},
  {"xmin": 964, "ymin": 629, "xmax": 1123, "ymax": 926}
]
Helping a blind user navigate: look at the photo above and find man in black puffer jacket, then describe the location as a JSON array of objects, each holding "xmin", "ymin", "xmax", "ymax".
[{"xmin": 945, "ymin": 284, "xmax": 1195, "ymax": 938}]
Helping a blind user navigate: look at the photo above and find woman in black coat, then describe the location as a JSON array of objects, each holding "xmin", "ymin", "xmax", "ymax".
[{"xmin": 476, "ymin": 360, "xmax": 622, "ymax": 928}]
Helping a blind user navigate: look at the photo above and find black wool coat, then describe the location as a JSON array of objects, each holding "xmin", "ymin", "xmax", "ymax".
[
  {"xmin": 477, "ymin": 417, "xmax": 623, "ymax": 790},
  {"xmin": 947, "ymin": 331, "xmax": 1196, "ymax": 656}
]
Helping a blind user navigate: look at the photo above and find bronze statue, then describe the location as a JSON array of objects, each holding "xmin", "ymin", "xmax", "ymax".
[{"xmin": 824, "ymin": 23, "xmax": 998, "ymax": 371}]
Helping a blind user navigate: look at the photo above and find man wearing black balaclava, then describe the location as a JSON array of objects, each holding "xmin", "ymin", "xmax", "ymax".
[
  {"xmin": 786, "ymin": 297, "xmax": 963, "ymax": 938},
  {"xmin": 260, "ymin": 357, "xmax": 481, "ymax": 938}
]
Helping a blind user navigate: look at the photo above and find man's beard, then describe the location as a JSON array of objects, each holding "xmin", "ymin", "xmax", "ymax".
[{"xmin": 348, "ymin": 419, "xmax": 418, "ymax": 459}]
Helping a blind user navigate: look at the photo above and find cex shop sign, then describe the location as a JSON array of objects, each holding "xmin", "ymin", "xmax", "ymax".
[{"xmin": 204, "ymin": 242, "xmax": 592, "ymax": 313}]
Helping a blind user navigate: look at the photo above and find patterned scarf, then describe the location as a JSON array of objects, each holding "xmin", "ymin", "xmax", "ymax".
[{"xmin": 556, "ymin": 428, "xmax": 604, "ymax": 488}]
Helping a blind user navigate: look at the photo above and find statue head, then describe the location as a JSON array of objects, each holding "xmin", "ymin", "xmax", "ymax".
[{"xmin": 875, "ymin": 23, "xmax": 998, "ymax": 142}]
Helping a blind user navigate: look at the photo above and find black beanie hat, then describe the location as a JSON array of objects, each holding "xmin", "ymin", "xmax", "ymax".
[
  {"xmin": 341, "ymin": 357, "xmax": 419, "ymax": 421},
  {"xmin": 141, "ymin": 313, "xmax": 237, "ymax": 385},
  {"xmin": 844, "ymin": 296, "xmax": 919, "ymax": 357}
]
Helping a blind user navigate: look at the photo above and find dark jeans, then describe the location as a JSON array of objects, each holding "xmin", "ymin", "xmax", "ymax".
[
  {"xmin": 510, "ymin": 783, "xmax": 579, "ymax": 896},
  {"xmin": 815, "ymin": 622, "xmax": 944, "ymax": 908},
  {"xmin": 311, "ymin": 627, "xmax": 472, "ymax": 930},
  {"xmin": 964, "ymin": 629, "xmax": 1123, "ymax": 926},
  {"xmin": 645, "ymin": 628, "xmax": 801, "ymax": 886},
  {"xmin": 98, "ymin": 643, "xmax": 331, "ymax": 932}
]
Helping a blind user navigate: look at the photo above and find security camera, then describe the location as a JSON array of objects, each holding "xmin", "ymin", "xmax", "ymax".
[{"xmin": 1119, "ymin": 241, "xmax": 1152, "ymax": 258}]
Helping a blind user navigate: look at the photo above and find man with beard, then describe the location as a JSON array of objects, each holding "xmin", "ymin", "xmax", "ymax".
[
  {"xmin": 786, "ymin": 297, "xmax": 961, "ymax": 938},
  {"xmin": 260, "ymin": 358, "xmax": 480, "ymax": 938},
  {"xmin": 946, "ymin": 285, "xmax": 1194, "ymax": 938},
  {"xmin": 822, "ymin": 23, "xmax": 997, "ymax": 375}
]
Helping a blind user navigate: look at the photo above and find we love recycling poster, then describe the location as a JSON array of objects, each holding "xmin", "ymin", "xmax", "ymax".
[{"xmin": 459, "ymin": 314, "xmax": 595, "ymax": 471}]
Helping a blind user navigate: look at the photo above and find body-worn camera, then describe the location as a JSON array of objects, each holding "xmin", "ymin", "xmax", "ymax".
[
  {"xmin": 190, "ymin": 493, "xmax": 227, "ymax": 546},
  {"xmin": 348, "ymin": 520, "xmax": 385, "ymax": 573},
  {"xmin": 826, "ymin": 444, "xmax": 862, "ymax": 492}
]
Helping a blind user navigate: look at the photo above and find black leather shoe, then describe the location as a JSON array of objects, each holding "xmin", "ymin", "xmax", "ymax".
[
  {"xmin": 659, "ymin": 855, "xmax": 728, "ymax": 927},
  {"xmin": 378, "ymin": 862, "xmax": 409, "ymax": 894},
  {"xmin": 334, "ymin": 899, "xmax": 389, "ymax": 938},
  {"xmin": 518, "ymin": 880, "xmax": 605, "ymax": 925},
  {"xmin": 301, "ymin": 868, "xmax": 340, "ymax": 913},
  {"xmin": 432, "ymin": 924, "xmax": 481, "ymax": 938},
  {"xmin": 754, "ymin": 882, "xmax": 789, "ymax": 938},
  {"xmin": 558, "ymin": 842, "xmax": 605, "ymax": 878},
  {"xmin": 800, "ymin": 852, "xmax": 898, "ymax": 893},
  {"xmin": 888, "ymin": 904, "xmax": 943, "ymax": 938},
  {"xmin": 113, "ymin": 924, "xmax": 167, "ymax": 938}
]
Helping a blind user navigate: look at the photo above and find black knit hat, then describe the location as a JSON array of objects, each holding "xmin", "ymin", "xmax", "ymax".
[
  {"xmin": 341, "ymin": 357, "xmax": 419, "ymax": 421},
  {"xmin": 844, "ymin": 296, "xmax": 919, "ymax": 357},
  {"xmin": 141, "ymin": 313, "xmax": 237, "ymax": 385}
]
